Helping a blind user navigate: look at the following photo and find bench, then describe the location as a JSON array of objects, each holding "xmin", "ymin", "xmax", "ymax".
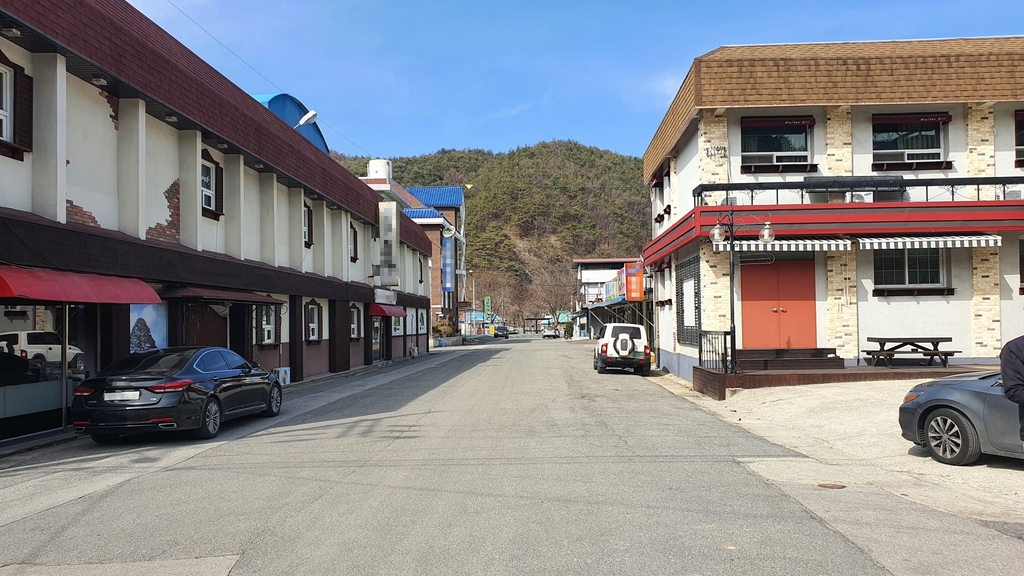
[{"xmin": 863, "ymin": 337, "xmax": 960, "ymax": 368}]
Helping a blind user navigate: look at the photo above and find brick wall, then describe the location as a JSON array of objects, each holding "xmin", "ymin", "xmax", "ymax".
[
  {"xmin": 971, "ymin": 246, "xmax": 1001, "ymax": 356},
  {"xmin": 966, "ymin": 103, "xmax": 997, "ymax": 200},
  {"xmin": 825, "ymin": 106, "xmax": 853, "ymax": 177},
  {"xmin": 698, "ymin": 110, "xmax": 729, "ymax": 191},
  {"xmin": 146, "ymin": 179, "xmax": 180, "ymax": 243},
  {"xmin": 699, "ymin": 242, "xmax": 730, "ymax": 333},
  {"xmin": 65, "ymin": 200, "xmax": 100, "ymax": 227},
  {"xmin": 825, "ymin": 248, "xmax": 858, "ymax": 359}
]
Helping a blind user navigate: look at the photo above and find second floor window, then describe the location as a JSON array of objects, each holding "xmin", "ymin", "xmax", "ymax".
[
  {"xmin": 740, "ymin": 117, "xmax": 813, "ymax": 167},
  {"xmin": 0, "ymin": 64, "xmax": 10, "ymax": 142},
  {"xmin": 872, "ymin": 113, "xmax": 950, "ymax": 167},
  {"xmin": 303, "ymin": 203, "xmax": 313, "ymax": 248},
  {"xmin": 350, "ymin": 223, "xmax": 359, "ymax": 263},
  {"xmin": 1015, "ymin": 112, "xmax": 1024, "ymax": 168},
  {"xmin": 200, "ymin": 161, "xmax": 215, "ymax": 211}
]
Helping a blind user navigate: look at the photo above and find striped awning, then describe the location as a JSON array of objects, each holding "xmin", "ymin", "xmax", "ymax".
[
  {"xmin": 857, "ymin": 235, "xmax": 1002, "ymax": 250},
  {"xmin": 712, "ymin": 237, "xmax": 851, "ymax": 252}
]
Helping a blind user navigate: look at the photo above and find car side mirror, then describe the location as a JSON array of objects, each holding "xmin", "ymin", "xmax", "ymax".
[{"xmin": 249, "ymin": 361, "xmax": 261, "ymax": 371}]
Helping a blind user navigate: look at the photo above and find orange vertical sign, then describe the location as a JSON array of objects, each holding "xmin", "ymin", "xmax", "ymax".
[{"xmin": 625, "ymin": 263, "xmax": 644, "ymax": 302}]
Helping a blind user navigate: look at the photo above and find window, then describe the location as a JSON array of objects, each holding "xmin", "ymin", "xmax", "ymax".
[
  {"xmin": 1019, "ymin": 238, "xmax": 1024, "ymax": 290},
  {"xmin": 305, "ymin": 300, "xmax": 322, "ymax": 341},
  {"xmin": 873, "ymin": 248, "xmax": 942, "ymax": 287},
  {"xmin": 675, "ymin": 255, "xmax": 700, "ymax": 345},
  {"xmin": 1015, "ymin": 112, "xmax": 1024, "ymax": 168},
  {"xmin": 349, "ymin": 223, "xmax": 359, "ymax": 262},
  {"xmin": 739, "ymin": 117, "xmax": 814, "ymax": 173},
  {"xmin": 27, "ymin": 332, "xmax": 61, "ymax": 346},
  {"xmin": 872, "ymin": 113, "xmax": 951, "ymax": 170},
  {"xmin": 200, "ymin": 150, "xmax": 223, "ymax": 218},
  {"xmin": 0, "ymin": 47, "xmax": 32, "ymax": 161},
  {"xmin": 195, "ymin": 350, "xmax": 230, "ymax": 373},
  {"xmin": 350, "ymin": 306, "xmax": 361, "ymax": 338},
  {"xmin": 419, "ymin": 258, "xmax": 424, "ymax": 284},
  {"xmin": 218, "ymin": 350, "xmax": 250, "ymax": 370},
  {"xmin": 0, "ymin": 64, "xmax": 10, "ymax": 142},
  {"xmin": 303, "ymin": 203, "xmax": 314, "ymax": 248},
  {"xmin": 260, "ymin": 305, "xmax": 277, "ymax": 344}
]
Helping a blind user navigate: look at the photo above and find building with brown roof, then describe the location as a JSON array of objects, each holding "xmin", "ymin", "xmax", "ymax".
[{"xmin": 642, "ymin": 37, "xmax": 1024, "ymax": 392}]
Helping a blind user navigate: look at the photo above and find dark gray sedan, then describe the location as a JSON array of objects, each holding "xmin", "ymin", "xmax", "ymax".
[{"xmin": 899, "ymin": 371, "xmax": 1024, "ymax": 465}]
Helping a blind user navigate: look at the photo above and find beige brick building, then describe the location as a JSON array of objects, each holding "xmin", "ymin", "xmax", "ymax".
[{"xmin": 642, "ymin": 37, "xmax": 1024, "ymax": 382}]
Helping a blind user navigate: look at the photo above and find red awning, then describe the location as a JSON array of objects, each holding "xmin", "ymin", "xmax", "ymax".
[
  {"xmin": 872, "ymin": 113, "xmax": 952, "ymax": 125},
  {"xmin": 0, "ymin": 265, "xmax": 161, "ymax": 304},
  {"xmin": 160, "ymin": 286, "xmax": 285, "ymax": 305},
  {"xmin": 369, "ymin": 304, "xmax": 406, "ymax": 317},
  {"xmin": 740, "ymin": 116, "xmax": 816, "ymax": 127}
]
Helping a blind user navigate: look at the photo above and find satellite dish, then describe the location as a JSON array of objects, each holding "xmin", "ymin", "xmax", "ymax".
[{"xmin": 442, "ymin": 226, "xmax": 456, "ymax": 238}]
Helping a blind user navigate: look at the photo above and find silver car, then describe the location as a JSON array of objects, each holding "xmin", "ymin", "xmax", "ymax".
[{"xmin": 899, "ymin": 371, "xmax": 1024, "ymax": 465}]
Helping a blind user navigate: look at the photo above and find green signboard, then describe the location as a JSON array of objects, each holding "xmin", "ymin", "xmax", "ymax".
[{"xmin": 484, "ymin": 296, "xmax": 492, "ymax": 318}]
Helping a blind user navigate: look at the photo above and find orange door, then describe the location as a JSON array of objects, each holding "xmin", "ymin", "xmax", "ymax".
[{"xmin": 740, "ymin": 260, "xmax": 816, "ymax": 348}]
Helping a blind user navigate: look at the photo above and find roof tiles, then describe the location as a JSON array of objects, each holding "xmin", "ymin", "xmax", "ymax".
[{"xmin": 406, "ymin": 186, "xmax": 464, "ymax": 208}]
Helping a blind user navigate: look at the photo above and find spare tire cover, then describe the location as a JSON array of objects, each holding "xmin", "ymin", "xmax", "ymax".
[{"xmin": 613, "ymin": 335, "xmax": 634, "ymax": 356}]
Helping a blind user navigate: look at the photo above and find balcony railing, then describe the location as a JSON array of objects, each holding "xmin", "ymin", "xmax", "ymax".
[
  {"xmin": 694, "ymin": 176, "xmax": 1024, "ymax": 207},
  {"xmin": 698, "ymin": 330, "xmax": 733, "ymax": 373}
]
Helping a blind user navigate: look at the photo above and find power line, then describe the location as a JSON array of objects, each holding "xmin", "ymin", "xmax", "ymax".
[{"xmin": 162, "ymin": 0, "xmax": 373, "ymax": 157}]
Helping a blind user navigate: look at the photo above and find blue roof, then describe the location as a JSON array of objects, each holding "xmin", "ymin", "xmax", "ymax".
[
  {"xmin": 404, "ymin": 208, "xmax": 445, "ymax": 220},
  {"xmin": 252, "ymin": 93, "xmax": 330, "ymax": 154},
  {"xmin": 406, "ymin": 186, "xmax": 464, "ymax": 208}
]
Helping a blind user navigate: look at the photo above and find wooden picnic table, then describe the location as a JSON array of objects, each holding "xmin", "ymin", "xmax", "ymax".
[{"xmin": 864, "ymin": 336, "xmax": 960, "ymax": 368}]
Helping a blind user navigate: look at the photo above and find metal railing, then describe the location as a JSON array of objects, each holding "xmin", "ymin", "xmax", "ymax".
[
  {"xmin": 694, "ymin": 176, "xmax": 1024, "ymax": 207},
  {"xmin": 698, "ymin": 330, "xmax": 733, "ymax": 373}
]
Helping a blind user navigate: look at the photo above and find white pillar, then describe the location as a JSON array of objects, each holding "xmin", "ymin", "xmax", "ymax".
[
  {"xmin": 31, "ymin": 53, "xmax": 67, "ymax": 224},
  {"xmin": 117, "ymin": 98, "xmax": 146, "ymax": 238},
  {"xmin": 313, "ymin": 200, "xmax": 329, "ymax": 277},
  {"xmin": 223, "ymin": 154, "xmax": 245, "ymax": 260},
  {"xmin": 289, "ymin": 187, "xmax": 305, "ymax": 271},
  {"xmin": 332, "ymin": 210, "xmax": 349, "ymax": 281},
  {"xmin": 177, "ymin": 131, "xmax": 202, "ymax": 250},
  {"xmin": 259, "ymin": 172, "xmax": 279, "ymax": 267}
]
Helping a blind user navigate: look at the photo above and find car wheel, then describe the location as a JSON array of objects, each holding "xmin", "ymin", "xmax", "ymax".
[
  {"xmin": 29, "ymin": 354, "xmax": 46, "ymax": 369},
  {"xmin": 923, "ymin": 408, "xmax": 981, "ymax": 466},
  {"xmin": 194, "ymin": 398, "xmax": 222, "ymax": 439},
  {"xmin": 90, "ymin": 433, "xmax": 120, "ymax": 444},
  {"xmin": 261, "ymin": 384, "xmax": 282, "ymax": 417},
  {"xmin": 70, "ymin": 354, "xmax": 86, "ymax": 374},
  {"xmin": 597, "ymin": 360, "xmax": 607, "ymax": 374},
  {"xmin": 634, "ymin": 366, "xmax": 651, "ymax": 377}
]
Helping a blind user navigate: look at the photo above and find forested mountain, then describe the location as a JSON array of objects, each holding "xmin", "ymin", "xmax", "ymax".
[{"xmin": 332, "ymin": 140, "xmax": 649, "ymax": 326}]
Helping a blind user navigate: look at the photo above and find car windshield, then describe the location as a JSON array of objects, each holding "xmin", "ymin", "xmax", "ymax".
[
  {"xmin": 610, "ymin": 326, "xmax": 642, "ymax": 339},
  {"xmin": 98, "ymin": 350, "xmax": 196, "ymax": 377}
]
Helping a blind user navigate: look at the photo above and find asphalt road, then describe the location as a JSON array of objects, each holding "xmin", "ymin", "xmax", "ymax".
[{"xmin": 0, "ymin": 337, "xmax": 1008, "ymax": 575}]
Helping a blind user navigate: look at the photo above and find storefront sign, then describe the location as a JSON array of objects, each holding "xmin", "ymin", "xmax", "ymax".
[
  {"xmin": 374, "ymin": 289, "xmax": 397, "ymax": 305},
  {"xmin": 441, "ymin": 237, "xmax": 454, "ymax": 293}
]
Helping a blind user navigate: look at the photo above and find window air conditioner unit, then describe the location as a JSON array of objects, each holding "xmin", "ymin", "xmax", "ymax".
[
  {"xmin": 850, "ymin": 191, "xmax": 873, "ymax": 203},
  {"xmin": 1006, "ymin": 189, "xmax": 1022, "ymax": 200},
  {"xmin": 272, "ymin": 367, "xmax": 291, "ymax": 387}
]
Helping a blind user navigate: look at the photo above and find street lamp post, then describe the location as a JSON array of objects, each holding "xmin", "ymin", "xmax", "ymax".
[{"xmin": 709, "ymin": 206, "xmax": 775, "ymax": 374}]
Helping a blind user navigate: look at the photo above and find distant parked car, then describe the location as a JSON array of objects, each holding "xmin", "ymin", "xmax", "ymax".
[
  {"xmin": 541, "ymin": 326, "xmax": 559, "ymax": 339},
  {"xmin": 493, "ymin": 326, "xmax": 509, "ymax": 339},
  {"xmin": 72, "ymin": 347, "xmax": 281, "ymax": 444},
  {"xmin": 593, "ymin": 323, "xmax": 651, "ymax": 376},
  {"xmin": 899, "ymin": 371, "xmax": 1024, "ymax": 465},
  {"xmin": 0, "ymin": 331, "xmax": 86, "ymax": 373},
  {"xmin": 508, "ymin": 327, "xmax": 519, "ymax": 335}
]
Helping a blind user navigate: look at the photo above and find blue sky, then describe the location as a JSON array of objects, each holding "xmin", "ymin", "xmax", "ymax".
[{"xmin": 127, "ymin": 0, "xmax": 1024, "ymax": 160}]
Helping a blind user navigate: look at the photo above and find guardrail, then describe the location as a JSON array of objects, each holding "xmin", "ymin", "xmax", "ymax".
[{"xmin": 698, "ymin": 330, "xmax": 733, "ymax": 373}]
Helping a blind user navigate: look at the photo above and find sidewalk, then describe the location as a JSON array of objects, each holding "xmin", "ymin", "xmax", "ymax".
[{"xmin": 648, "ymin": 370, "xmax": 1024, "ymax": 525}]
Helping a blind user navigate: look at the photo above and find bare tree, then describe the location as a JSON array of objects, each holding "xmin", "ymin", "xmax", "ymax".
[{"xmin": 528, "ymin": 266, "xmax": 577, "ymax": 322}]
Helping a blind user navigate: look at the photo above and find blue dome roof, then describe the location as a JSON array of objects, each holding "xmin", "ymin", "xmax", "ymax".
[{"xmin": 252, "ymin": 93, "xmax": 330, "ymax": 154}]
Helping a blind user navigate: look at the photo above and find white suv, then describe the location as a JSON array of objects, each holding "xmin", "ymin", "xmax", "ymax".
[
  {"xmin": 593, "ymin": 323, "xmax": 651, "ymax": 376},
  {"xmin": 0, "ymin": 331, "xmax": 86, "ymax": 373}
]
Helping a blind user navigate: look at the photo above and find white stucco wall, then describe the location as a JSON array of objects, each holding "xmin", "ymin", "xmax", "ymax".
[
  {"xmin": 856, "ymin": 247, "xmax": 974, "ymax": 355},
  {"xmin": 66, "ymin": 75, "xmax": 118, "ymax": 228},
  {"xmin": 144, "ymin": 115, "xmax": 178, "ymax": 233},
  {"xmin": 275, "ymin": 184, "xmax": 290, "ymax": 265},
  {"xmin": 1000, "ymin": 233, "xmax": 1024, "ymax": 343},
  {"xmin": 243, "ymin": 167, "xmax": 261, "ymax": 261},
  {"xmin": 0, "ymin": 38, "xmax": 33, "ymax": 212}
]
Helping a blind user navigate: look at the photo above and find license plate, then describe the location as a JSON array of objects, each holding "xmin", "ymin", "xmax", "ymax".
[{"xmin": 104, "ymin": 390, "xmax": 140, "ymax": 401}]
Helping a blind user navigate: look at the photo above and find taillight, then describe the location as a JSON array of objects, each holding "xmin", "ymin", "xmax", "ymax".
[
  {"xmin": 73, "ymin": 386, "xmax": 94, "ymax": 396},
  {"xmin": 20, "ymin": 349, "xmax": 27, "ymax": 360},
  {"xmin": 644, "ymin": 346, "xmax": 651, "ymax": 357},
  {"xmin": 73, "ymin": 420, "xmax": 90, "ymax": 426},
  {"xmin": 147, "ymin": 379, "xmax": 193, "ymax": 393},
  {"xmin": 600, "ymin": 343, "xmax": 608, "ymax": 355}
]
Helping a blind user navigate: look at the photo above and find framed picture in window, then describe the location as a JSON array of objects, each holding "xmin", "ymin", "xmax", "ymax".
[{"xmin": 418, "ymin": 309, "xmax": 427, "ymax": 334}]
